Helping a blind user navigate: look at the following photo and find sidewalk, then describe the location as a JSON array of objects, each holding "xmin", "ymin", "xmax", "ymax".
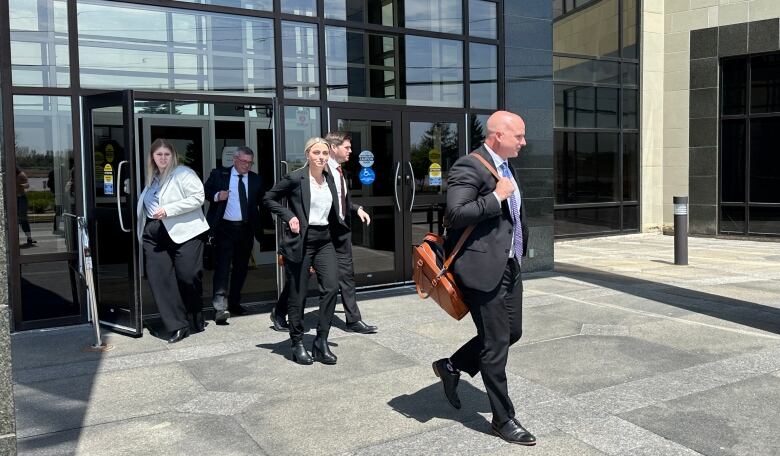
[{"xmin": 12, "ymin": 233, "xmax": 780, "ymax": 455}]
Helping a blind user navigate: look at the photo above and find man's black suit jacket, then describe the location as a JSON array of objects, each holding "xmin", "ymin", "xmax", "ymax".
[
  {"xmin": 263, "ymin": 166, "xmax": 342, "ymax": 263},
  {"xmin": 331, "ymin": 166, "xmax": 361, "ymax": 243},
  {"xmin": 204, "ymin": 167, "xmax": 265, "ymax": 243},
  {"xmin": 444, "ymin": 146, "xmax": 529, "ymax": 293}
]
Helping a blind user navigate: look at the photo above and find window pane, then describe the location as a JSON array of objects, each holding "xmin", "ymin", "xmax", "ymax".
[
  {"xmin": 597, "ymin": 87, "xmax": 619, "ymax": 128},
  {"xmin": 325, "ymin": 28, "xmax": 398, "ymax": 103},
  {"xmin": 409, "ymin": 122, "xmax": 460, "ymax": 195},
  {"xmin": 622, "ymin": 62, "xmax": 638, "ymax": 86},
  {"xmin": 622, "ymin": 0, "xmax": 638, "ymax": 59},
  {"xmin": 325, "ymin": 0, "xmax": 396, "ymax": 26},
  {"xmin": 748, "ymin": 207, "xmax": 780, "ymax": 235},
  {"xmin": 405, "ymin": 36, "xmax": 463, "ymax": 107},
  {"xmin": 469, "ymin": 114, "xmax": 489, "ymax": 151},
  {"xmin": 554, "ymin": 57, "xmax": 619, "ymax": 84},
  {"xmin": 721, "ymin": 119, "xmax": 746, "ymax": 202},
  {"xmin": 750, "ymin": 54, "xmax": 780, "ymax": 114},
  {"xmin": 21, "ymin": 261, "xmax": 81, "ymax": 322},
  {"xmin": 282, "ymin": 21, "xmax": 319, "ymax": 99},
  {"xmin": 13, "ymin": 96, "xmax": 75, "ymax": 255},
  {"xmin": 281, "ymin": 0, "xmax": 316, "ymax": 16},
  {"xmin": 77, "ymin": 1, "xmax": 275, "ymax": 95},
  {"xmin": 172, "ymin": 0, "xmax": 272, "ymax": 10},
  {"xmin": 720, "ymin": 206, "xmax": 745, "ymax": 233},
  {"xmin": 749, "ymin": 117, "xmax": 780, "ymax": 203},
  {"xmin": 553, "ymin": 0, "xmax": 619, "ymax": 57},
  {"xmin": 469, "ymin": 0, "xmax": 497, "ymax": 39},
  {"xmin": 404, "ymin": 0, "xmax": 462, "ymax": 34},
  {"xmin": 554, "ymin": 132, "xmax": 618, "ymax": 204},
  {"xmin": 470, "ymin": 43, "xmax": 497, "ymax": 109},
  {"xmin": 722, "ymin": 58, "xmax": 747, "ymax": 115},
  {"xmin": 10, "ymin": 0, "xmax": 69, "ymax": 87},
  {"xmin": 622, "ymin": 88, "xmax": 638, "ymax": 129},
  {"xmin": 284, "ymin": 106, "xmax": 320, "ymax": 169},
  {"xmin": 622, "ymin": 205, "xmax": 638, "ymax": 230},
  {"xmin": 555, "ymin": 85, "xmax": 595, "ymax": 128},
  {"xmin": 554, "ymin": 206, "xmax": 620, "ymax": 236},
  {"xmin": 623, "ymin": 132, "xmax": 638, "ymax": 201}
]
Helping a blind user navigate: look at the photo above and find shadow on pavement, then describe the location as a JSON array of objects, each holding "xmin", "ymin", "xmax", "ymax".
[
  {"xmin": 555, "ymin": 262, "xmax": 780, "ymax": 335},
  {"xmin": 388, "ymin": 382, "xmax": 493, "ymax": 435}
]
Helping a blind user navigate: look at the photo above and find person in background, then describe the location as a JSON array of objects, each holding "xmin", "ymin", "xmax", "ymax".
[
  {"xmin": 136, "ymin": 139, "xmax": 210, "ymax": 343},
  {"xmin": 16, "ymin": 167, "xmax": 36, "ymax": 247},
  {"xmin": 263, "ymin": 137, "xmax": 341, "ymax": 365}
]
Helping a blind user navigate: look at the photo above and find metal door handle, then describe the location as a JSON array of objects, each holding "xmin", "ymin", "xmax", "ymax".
[
  {"xmin": 407, "ymin": 161, "xmax": 416, "ymax": 212},
  {"xmin": 280, "ymin": 160, "xmax": 289, "ymax": 176},
  {"xmin": 393, "ymin": 162, "xmax": 401, "ymax": 212},
  {"xmin": 116, "ymin": 160, "xmax": 131, "ymax": 233}
]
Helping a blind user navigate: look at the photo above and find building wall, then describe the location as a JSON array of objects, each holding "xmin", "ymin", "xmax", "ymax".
[{"xmin": 642, "ymin": 0, "xmax": 780, "ymax": 233}]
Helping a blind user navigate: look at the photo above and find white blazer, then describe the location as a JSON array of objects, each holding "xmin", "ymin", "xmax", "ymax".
[{"xmin": 136, "ymin": 165, "xmax": 210, "ymax": 244}]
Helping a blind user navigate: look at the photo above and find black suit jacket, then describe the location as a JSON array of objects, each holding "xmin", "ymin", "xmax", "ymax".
[
  {"xmin": 444, "ymin": 146, "xmax": 529, "ymax": 293},
  {"xmin": 204, "ymin": 167, "xmax": 265, "ymax": 243},
  {"xmin": 330, "ymin": 164, "xmax": 361, "ymax": 242},
  {"xmin": 263, "ymin": 166, "xmax": 341, "ymax": 263}
]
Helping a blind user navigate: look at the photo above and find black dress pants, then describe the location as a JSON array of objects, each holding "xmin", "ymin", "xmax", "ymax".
[
  {"xmin": 332, "ymin": 235, "xmax": 362, "ymax": 324},
  {"xmin": 285, "ymin": 226, "xmax": 339, "ymax": 343},
  {"xmin": 211, "ymin": 222, "xmax": 254, "ymax": 311},
  {"xmin": 450, "ymin": 258, "xmax": 523, "ymax": 426},
  {"xmin": 143, "ymin": 219, "xmax": 204, "ymax": 333}
]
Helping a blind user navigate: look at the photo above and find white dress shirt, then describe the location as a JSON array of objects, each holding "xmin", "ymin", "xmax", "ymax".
[
  {"xmin": 219, "ymin": 167, "xmax": 249, "ymax": 221},
  {"xmin": 308, "ymin": 174, "xmax": 333, "ymax": 226},
  {"xmin": 484, "ymin": 144, "xmax": 522, "ymax": 258}
]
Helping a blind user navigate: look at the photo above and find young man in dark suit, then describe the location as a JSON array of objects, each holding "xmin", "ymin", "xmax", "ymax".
[
  {"xmin": 204, "ymin": 146, "xmax": 265, "ymax": 324},
  {"xmin": 432, "ymin": 111, "xmax": 536, "ymax": 446}
]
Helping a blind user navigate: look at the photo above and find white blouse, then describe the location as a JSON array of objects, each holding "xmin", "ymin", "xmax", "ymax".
[{"xmin": 308, "ymin": 174, "xmax": 333, "ymax": 226}]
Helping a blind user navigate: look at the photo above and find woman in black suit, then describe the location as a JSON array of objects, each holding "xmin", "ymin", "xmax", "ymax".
[{"xmin": 263, "ymin": 137, "xmax": 341, "ymax": 365}]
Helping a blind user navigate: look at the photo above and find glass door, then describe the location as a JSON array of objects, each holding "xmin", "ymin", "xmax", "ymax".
[
  {"xmin": 82, "ymin": 90, "xmax": 143, "ymax": 336},
  {"xmin": 329, "ymin": 108, "xmax": 404, "ymax": 285}
]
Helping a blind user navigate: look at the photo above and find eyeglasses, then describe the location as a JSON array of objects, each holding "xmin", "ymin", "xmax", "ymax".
[{"xmin": 235, "ymin": 158, "xmax": 254, "ymax": 165}]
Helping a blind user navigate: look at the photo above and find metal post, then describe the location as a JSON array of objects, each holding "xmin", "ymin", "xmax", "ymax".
[{"xmin": 673, "ymin": 196, "xmax": 688, "ymax": 265}]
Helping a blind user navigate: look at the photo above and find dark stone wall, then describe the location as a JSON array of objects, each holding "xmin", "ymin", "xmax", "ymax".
[
  {"xmin": 688, "ymin": 19, "xmax": 780, "ymax": 235},
  {"xmin": 504, "ymin": 0, "xmax": 554, "ymax": 271}
]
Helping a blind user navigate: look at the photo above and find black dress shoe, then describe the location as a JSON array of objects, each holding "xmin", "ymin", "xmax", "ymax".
[
  {"xmin": 291, "ymin": 341, "xmax": 313, "ymax": 365},
  {"xmin": 492, "ymin": 418, "xmax": 537, "ymax": 446},
  {"xmin": 215, "ymin": 310, "xmax": 230, "ymax": 325},
  {"xmin": 228, "ymin": 305, "xmax": 247, "ymax": 316},
  {"xmin": 270, "ymin": 308, "xmax": 289, "ymax": 332},
  {"xmin": 345, "ymin": 320, "xmax": 378, "ymax": 334},
  {"xmin": 311, "ymin": 336, "xmax": 337, "ymax": 365},
  {"xmin": 432, "ymin": 358, "xmax": 461, "ymax": 409},
  {"xmin": 167, "ymin": 327, "xmax": 190, "ymax": 344}
]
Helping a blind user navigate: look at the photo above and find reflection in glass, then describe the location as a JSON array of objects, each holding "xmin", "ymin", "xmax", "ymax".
[
  {"xmin": 325, "ymin": 27, "xmax": 398, "ymax": 102},
  {"xmin": 469, "ymin": 0, "xmax": 497, "ymax": 39},
  {"xmin": 405, "ymin": 36, "xmax": 463, "ymax": 107},
  {"xmin": 282, "ymin": 21, "xmax": 320, "ymax": 99},
  {"xmin": 720, "ymin": 206, "xmax": 745, "ymax": 233},
  {"xmin": 469, "ymin": 114, "xmax": 489, "ymax": 151},
  {"xmin": 77, "ymin": 1, "xmax": 274, "ymax": 94},
  {"xmin": 554, "ymin": 206, "xmax": 620, "ymax": 236},
  {"xmin": 622, "ymin": 62, "xmax": 638, "ymax": 86},
  {"xmin": 748, "ymin": 207, "xmax": 780, "ymax": 235},
  {"xmin": 282, "ymin": 0, "xmax": 316, "ymax": 16},
  {"xmin": 749, "ymin": 117, "xmax": 780, "ymax": 203},
  {"xmin": 554, "ymin": 57, "xmax": 620, "ymax": 84},
  {"xmin": 13, "ymin": 96, "xmax": 75, "ymax": 255},
  {"xmin": 409, "ymin": 122, "xmax": 459, "ymax": 195},
  {"xmin": 721, "ymin": 120, "xmax": 745, "ymax": 203},
  {"xmin": 172, "ymin": 0, "xmax": 272, "ymax": 10},
  {"xmin": 21, "ymin": 261, "xmax": 81, "ymax": 322},
  {"xmin": 284, "ymin": 106, "xmax": 320, "ymax": 169},
  {"xmin": 470, "ymin": 43, "xmax": 498, "ymax": 110},
  {"xmin": 553, "ymin": 0, "xmax": 619, "ymax": 57},
  {"xmin": 622, "ymin": 0, "xmax": 638, "ymax": 58},
  {"xmin": 622, "ymin": 205, "xmax": 638, "ymax": 230},
  {"xmin": 335, "ymin": 119, "xmax": 395, "ymax": 198},
  {"xmin": 622, "ymin": 89, "xmax": 637, "ymax": 129},
  {"xmin": 623, "ymin": 133, "xmax": 638, "ymax": 201},
  {"xmin": 722, "ymin": 58, "xmax": 747, "ymax": 115},
  {"xmin": 750, "ymin": 54, "xmax": 780, "ymax": 114},
  {"xmin": 555, "ymin": 131, "xmax": 619, "ymax": 204},
  {"xmin": 404, "ymin": 0, "xmax": 462, "ymax": 34},
  {"xmin": 10, "ymin": 0, "xmax": 70, "ymax": 87},
  {"xmin": 325, "ymin": 0, "xmax": 396, "ymax": 26}
]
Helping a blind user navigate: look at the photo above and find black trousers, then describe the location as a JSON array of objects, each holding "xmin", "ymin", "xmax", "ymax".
[
  {"xmin": 450, "ymin": 258, "xmax": 523, "ymax": 426},
  {"xmin": 211, "ymin": 222, "xmax": 254, "ymax": 311},
  {"xmin": 143, "ymin": 219, "xmax": 204, "ymax": 333},
  {"xmin": 285, "ymin": 226, "xmax": 339, "ymax": 343},
  {"xmin": 332, "ymin": 235, "xmax": 362, "ymax": 323}
]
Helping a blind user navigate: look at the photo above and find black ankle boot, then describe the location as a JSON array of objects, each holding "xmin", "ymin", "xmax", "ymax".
[
  {"xmin": 291, "ymin": 340, "xmax": 313, "ymax": 365},
  {"xmin": 311, "ymin": 335, "xmax": 337, "ymax": 365}
]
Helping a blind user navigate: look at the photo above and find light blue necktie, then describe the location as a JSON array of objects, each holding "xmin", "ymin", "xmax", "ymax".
[{"xmin": 501, "ymin": 162, "xmax": 523, "ymax": 260}]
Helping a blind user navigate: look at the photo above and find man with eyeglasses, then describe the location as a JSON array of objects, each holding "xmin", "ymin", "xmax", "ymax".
[{"xmin": 205, "ymin": 146, "xmax": 265, "ymax": 324}]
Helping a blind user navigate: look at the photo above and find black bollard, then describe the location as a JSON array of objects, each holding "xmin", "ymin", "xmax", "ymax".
[{"xmin": 673, "ymin": 196, "xmax": 688, "ymax": 265}]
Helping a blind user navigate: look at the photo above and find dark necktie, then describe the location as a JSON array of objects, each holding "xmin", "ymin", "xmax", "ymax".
[
  {"xmin": 238, "ymin": 174, "xmax": 248, "ymax": 222},
  {"xmin": 336, "ymin": 165, "xmax": 347, "ymax": 219}
]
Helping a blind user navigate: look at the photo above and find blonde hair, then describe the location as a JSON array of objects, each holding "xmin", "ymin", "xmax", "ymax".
[
  {"xmin": 146, "ymin": 138, "xmax": 180, "ymax": 184},
  {"xmin": 304, "ymin": 137, "xmax": 330, "ymax": 156}
]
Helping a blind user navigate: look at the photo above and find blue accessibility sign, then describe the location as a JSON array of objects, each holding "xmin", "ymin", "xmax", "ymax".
[{"xmin": 358, "ymin": 167, "xmax": 376, "ymax": 185}]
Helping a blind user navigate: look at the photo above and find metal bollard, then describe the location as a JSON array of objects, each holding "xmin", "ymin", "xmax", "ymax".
[{"xmin": 673, "ymin": 196, "xmax": 688, "ymax": 265}]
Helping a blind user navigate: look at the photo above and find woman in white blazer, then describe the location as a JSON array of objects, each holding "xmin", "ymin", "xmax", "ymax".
[{"xmin": 137, "ymin": 138, "xmax": 209, "ymax": 343}]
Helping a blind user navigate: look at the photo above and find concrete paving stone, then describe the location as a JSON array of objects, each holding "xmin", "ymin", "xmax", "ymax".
[
  {"xmin": 529, "ymin": 397, "xmax": 612, "ymax": 430},
  {"xmin": 0, "ymin": 435, "xmax": 16, "ymax": 456},
  {"xmin": 528, "ymin": 298, "xmax": 664, "ymax": 328},
  {"xmin": 174, "ymin": 391, "xmax": 264, "ymax": 416},
  {"xmin": 482, "ymin": 430, "xmax": 609, "ymax": 455},
  {"xmin": 14, "ymin": 363, "xmax": 205, "ymax": 438},
  {"xmin": 517, "ymin": 312, "xmax": 584, "ymax": 346},
  {"xmin": 566, "ymin": 416, "xmax": 670, "ymax": 455},
  {"xmin": 524, "ymin": 277, "xmax": 600, "ymax": 295},
  {"xmin": 616, "ymin": 439, "xmax": 703, "ymax": 456},
  {"xmin": 678, "ymin": 312, "xmax": 780, "ymax": 339},
  {"xmin": 588, "ymin": 293, "xmax": 696, "ymax": 318},
  {"xmin": 573, "ymin": 385, "xmax": 656, "ymax": 415},
  {"xmin": 580, "ymin": 324, "xmax": 630, "ymax": 337},
  {"xmin": 235, "ymin": 364, "xmax": 494, "ymax": 456},
  {"xmin": 620, "ymin": 375, "xmax": 780, "ymax": 456},
  {"xmin": 183, "ymin": 335, "xmax": 415, "ymax": 395},
  {"xmin": 506, "ymin": 374, "xmax": 565, "ymax": 408},
  {"xmin": 627, "ymin": 318, "xmax": 777, "ymax": 357},
  {"xmin": 16, "ymin": 412, "xmax": 265, "ymax": 456},
  {"xmin": 370, "ymin": 328, "xmax": 452, "ymax": 365},
  {"xmin": 522, "ymin": 293, "xmax": 571, "ymax": 309},
  {"xmin": 507, "ymin": 335, "xmax": 708, "ymax": 395}
]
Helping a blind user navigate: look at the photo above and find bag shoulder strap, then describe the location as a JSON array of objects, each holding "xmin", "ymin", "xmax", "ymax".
[{"xmin": 440, "ymin": 151, "xmax": 503, "ymax": 271}]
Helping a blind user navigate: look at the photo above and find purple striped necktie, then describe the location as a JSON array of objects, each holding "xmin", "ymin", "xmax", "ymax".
[{"xmin": 500, "ymin": 162, "xmax": 523, "ymax": 261}]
